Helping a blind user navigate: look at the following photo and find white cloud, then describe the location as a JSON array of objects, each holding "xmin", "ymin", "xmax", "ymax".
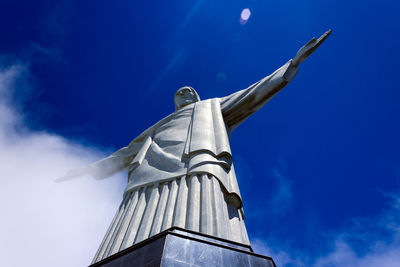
[
  {"xmin": 252, "ymin": 192, "xmax": 400, "ymax": 267},
  {"xmin": 270, "ymin": 169, "xmax": 292, "ymax": 212},
  {"xmin": 252, "ymin": 238, "xmax": 306, "ymax": 266},
  {"xmin": 0, "ymin": 63, "xmax": 126, "ymax": 266},
  {"xmin": 313, "ymin": 192, "xmax": 400, "ymax": 267},
  {"xmin": 313, "ymin": 240, "xmax": 400, "ymax": 267}
]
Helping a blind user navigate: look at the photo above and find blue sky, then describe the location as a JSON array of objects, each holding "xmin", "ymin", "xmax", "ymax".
[{"xmin": 0, "ymin": 0, "xmax": 399, "ymax": 266}]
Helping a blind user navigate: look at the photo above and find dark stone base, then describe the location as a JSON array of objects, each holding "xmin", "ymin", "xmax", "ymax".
[{"xmin": 89, "ymin": 227, "xmax": 276, "ymax": 267}]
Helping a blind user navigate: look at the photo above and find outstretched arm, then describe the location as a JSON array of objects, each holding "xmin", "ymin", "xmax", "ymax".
[
  {"xmin": 221, "ymin": 30, "xmax": 331, "ymax": 131},
  {"xmin": 56, "ymin": 136, "xmax": 147, "ymax": 182},
  {"xmin": 56, "ymin": 146, "xmax": 136, "ymax": 182}
]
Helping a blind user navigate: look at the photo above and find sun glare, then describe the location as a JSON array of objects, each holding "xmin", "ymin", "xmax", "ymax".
[{"xmin": 240, "ymin": 8, "xmax": 251, "ymax": 25}]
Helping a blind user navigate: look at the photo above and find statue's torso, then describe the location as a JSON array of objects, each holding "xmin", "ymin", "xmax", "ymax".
[
  {"xmin": 153, "ymin": 105, "xmax": 193, "ymax": 157},
  {"xmin": 127, "ymin": 105, "xmax": 194, "ymax": 188},
  {"xmin": 125, "ymin": 99, "xmax": 241, "ymax": 205}
]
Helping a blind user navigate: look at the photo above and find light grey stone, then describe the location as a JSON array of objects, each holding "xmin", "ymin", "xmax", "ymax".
[{"xmin": 60, "ymin": 30, "xmax": 331, "ymax": 263}]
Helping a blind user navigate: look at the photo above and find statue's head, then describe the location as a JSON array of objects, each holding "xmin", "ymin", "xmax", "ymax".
[{"xmin": 174, "ymin": 86, "xmax": 200, "ymax": 110}]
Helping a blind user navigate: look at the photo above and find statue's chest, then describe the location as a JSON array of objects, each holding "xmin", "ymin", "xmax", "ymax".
[{"xmin": 153, "ymin": 107, "xmax": 193, "ymax": 144}]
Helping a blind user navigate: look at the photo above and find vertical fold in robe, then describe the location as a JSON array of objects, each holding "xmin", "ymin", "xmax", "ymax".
[{"xmin": 92, "ymin": 175, "xmax": 249, "ymax": 263}]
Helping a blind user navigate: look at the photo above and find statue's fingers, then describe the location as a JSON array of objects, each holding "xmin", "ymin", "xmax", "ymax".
[
  {"xmin": 55, "ymin": 166, "xmax": 91, "ymax": 183},
  {"xmin": 305, "ymin": 37, "xmax": 317, "ymax": 47},
  {"xmin": 316, "ymin": 29, "xmax": 332, "ymax": 47},
  {"xmin": 302, "ymin": 29, "xmax": 332, "ymax": 59},
  {"xmin": 55, "ymin": 174, "xmax": 79, "ymax": 183},
  {"xmin": 296, "ymin": 37, "xmax": 316, "ymax": 58},
  {"xmin": 294, "ymin": 31, "xmax": 330, "ymax": 65}
]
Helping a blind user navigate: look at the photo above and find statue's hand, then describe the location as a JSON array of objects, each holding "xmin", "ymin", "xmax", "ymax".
[
  {"xmin": 55, "ymin": 166, "xmax": 91, "ymax": 182},
  {"xmin": 292, "ymin": 29, "xmax": 331, "ymax": 67}
]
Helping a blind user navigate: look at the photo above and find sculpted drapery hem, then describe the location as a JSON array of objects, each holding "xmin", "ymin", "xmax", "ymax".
[{"xmin": 92, "ymin": 174, "xmax": 249, "ymax": 264}]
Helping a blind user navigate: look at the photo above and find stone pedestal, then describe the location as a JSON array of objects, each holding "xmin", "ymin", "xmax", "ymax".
[{"xmin": 89, "ymin": 227, "xmax": 275, "ymax": 267}]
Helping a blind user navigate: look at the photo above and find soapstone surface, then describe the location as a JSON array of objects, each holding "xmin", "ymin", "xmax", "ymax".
[{"xmin": 60, "ymin": 30, "xmax": 331, "ymax": 264}]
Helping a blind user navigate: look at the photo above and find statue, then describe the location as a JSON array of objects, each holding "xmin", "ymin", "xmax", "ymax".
[{"xmin": 60, "ymin": 30, "xmax": 331, "ymax": 263}]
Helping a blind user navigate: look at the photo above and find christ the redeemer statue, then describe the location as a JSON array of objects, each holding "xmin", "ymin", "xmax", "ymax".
[{"xmin": 61, "ymin": 30, "xmax": 331, "ymax": 263}]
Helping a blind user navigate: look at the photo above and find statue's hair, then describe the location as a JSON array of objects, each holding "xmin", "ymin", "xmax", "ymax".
[{"xmin": 174, "ymin": 86, "xmax": 200, "ymax": 110}]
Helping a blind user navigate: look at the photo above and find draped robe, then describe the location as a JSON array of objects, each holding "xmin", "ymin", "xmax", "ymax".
[{"xmin": 91, "ymin": 60, "xmax": 298, "ymax": 263}]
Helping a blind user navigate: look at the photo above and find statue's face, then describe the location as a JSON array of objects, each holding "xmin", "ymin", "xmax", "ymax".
[{"xmin": 174, "ymin": 86, "xmax": 199, "ymax": 110}]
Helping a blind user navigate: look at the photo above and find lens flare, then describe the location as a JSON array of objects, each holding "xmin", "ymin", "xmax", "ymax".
[{"xmin": 240, "ymin": 8, "xmax": 251, "ymax": 25}]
